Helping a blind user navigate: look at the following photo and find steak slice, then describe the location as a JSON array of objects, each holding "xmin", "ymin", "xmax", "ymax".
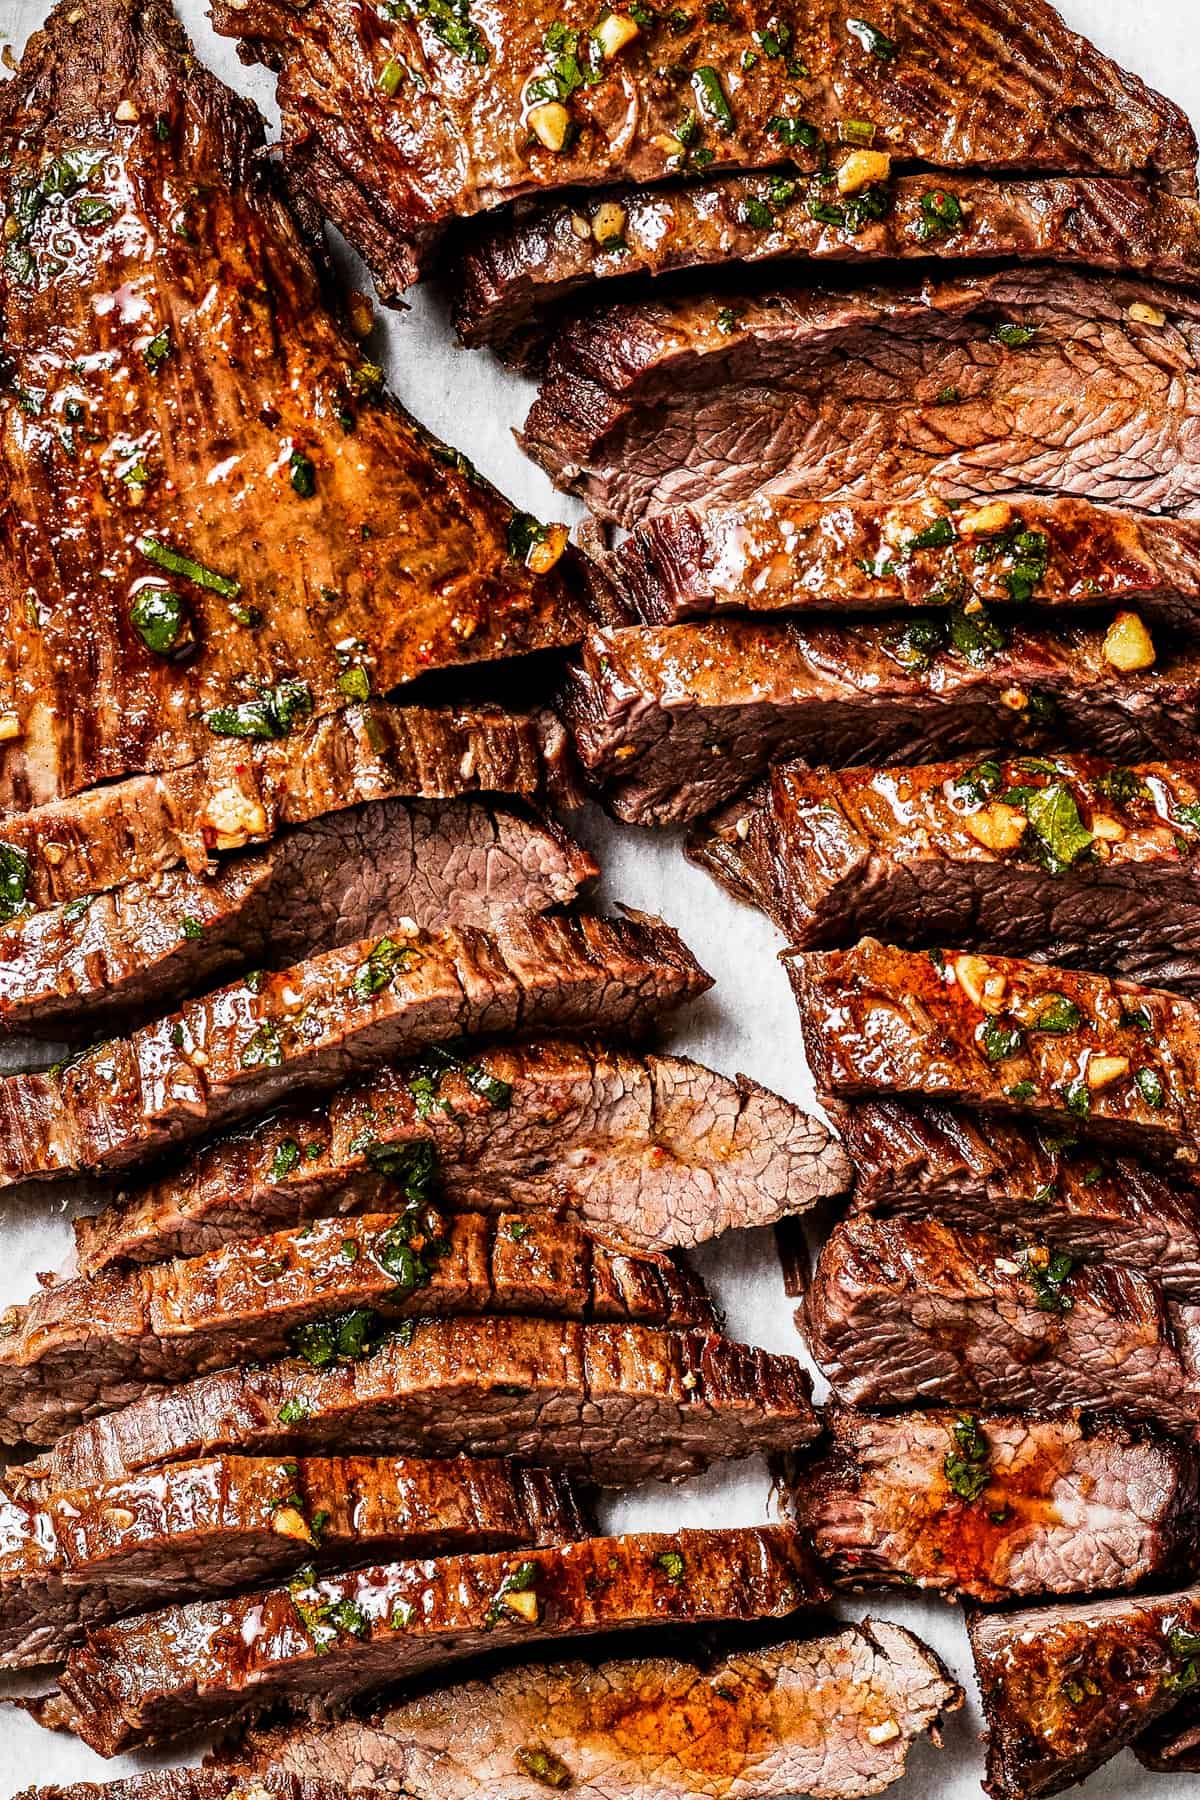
[
  {"xmin": 563, "ymin": 618, "xmax": 1200, "ymax": 826},
  {"xmin": 838, "ymin": 1099, "xmax": 1200, "ymax": 1298},
  {"xmin": 74, "ymin": 1036, "xmax": 848, "ymax": 1272},
  {"xmin": 0, "ymin": 1209, "xmax": 711, "ymax": 1447},
  {"xmin": 43, "ymin": 1318, "xmax": 819, "ymax": 1491},
  {"xmin": 212, "ymin": 0, "xmax": 1196, "ymax": 297},
  {"xmin": 32, "ymin": 1527, "xmax": 826, "ymax": 1754},
  {"xmin": 803, "ymin": 1213, "xmax": 1200, "ymax": 1433},
  {"xmin": 969, "ymin": 1586, "xmax": 1200, "ymax": 1798},
  {"xmin": 17, "ymin": 1777, "xmax": 361, "ymax": 1800},
  {"xmin": 1136, "ymin": 1699, "xmax": 1200, "ymax": 1771},
  {"xmin": 523, "ymin": 269, "xmax": 1200, "ymax": 528},
  {"xmin": 0, "ymin": 910, "xmax": 709, "ymax": 1190},
  {"xmin": 230, "ymin": 1619, "xmax": 961, "ymax": 1800},
  {"xmin": 457, "ymin": 176, "xmax": 1200, "ymax": 363},
  {"xmin": 0, "ymin": 1453, "xmax": 583, "ymax": 1669},
  {"xmin": 783, "ymin": 1405, "xmax": 1198, "ymax": 1604},
  {"xmin": 0, "ymin": 797, "xmax": 596, "ymax": 1039},
  {"xmin": 0, "ymin": 0, "xmax": 599, "ymax": 815}
]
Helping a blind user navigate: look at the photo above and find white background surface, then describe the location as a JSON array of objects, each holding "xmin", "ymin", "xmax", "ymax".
[{"xmin": 0, "ymin": 1, "xmax": 1197, "ymax": 1795}]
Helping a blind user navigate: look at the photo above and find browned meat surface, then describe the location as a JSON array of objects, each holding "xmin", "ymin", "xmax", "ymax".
[
  {"xmin": 74, "ymin": 1036, "xmax": 848, "ymax": 1272},
  {"xmin": 969, "ymin": 1585, "xmax": 1200, "ymax": 1797},
  {"xmin": 563, "ymin": 618, "xmax": 1200, "ymax": 826},
  {"xmin": 18, "ymin": 1777, "xmax": 363, "ymax": 1800},
  {"xmin": 42, "ymin": 1317, "xmax": 819, "ymax": 1491},
  {"xmin": 803, "ymin": 1214, "xmax": 1200, "ymax": 1433},
  {"xmin": 524, "ymin": 269, "xmax": 1200, "ymax": 528},
  {"xmin": 785, "ymin": 1406, "xmax": 1199, "ymax": 1603},
  {"xmin": 212, "ymin": 0, "xmax": 1196, "ymax": 297},
  {"xmin": 0, "ymin": 910, "xmax": 709, "ymax": 1190},
  {"xmin": 1136, "ymin": 1697, "xmax": 1200, "ymax": 1771},
  {"xmin": 32, "ymin": 1527, "xmax": 826, "ymax": 1754},
  {"xmin": 0, "ymin": 0, "xmax": 599, "ymax": 815},
  {"xmin": 229, "ymin": 1621, "xmax": 961, "ymax": 1800},
  {"xmin": 0, "ymin": 1453, "xmax": 583, "ymax": 1669}
]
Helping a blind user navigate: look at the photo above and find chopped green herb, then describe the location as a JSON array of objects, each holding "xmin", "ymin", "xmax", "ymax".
[
  {"xmin": 935, "ymin": 385, "xmax": 961, "ymax": 405},
  {"xmin": 741, "ymin": 195, "xmax": 775, "ymax": 230},
  {"xmin": 1006, "ymin": 1081, "xmax": 1035, "ymax": 1100},
  {"xmin": 378, "ymin": 56, "xmax": 406, "ymax": 95},
  {"xmin": 508, "ymin": 511, "xmax": 549, "ymax": 564},
  {"xmin": 390, "ymin": 1598, "xmax": 416, "ymax": 1630},
  {"xmin": 138, "ymin": 535, "xmax": 240, "ymax": 599},
  {"xmin": 206, "ymin": 679, "xmax": 313, "ymax": 741},
  {"xmin": 991, "ymin": 323, "xmax": 1039, "ymax": 349},
  {"xmin": 1062, "ymin": 1676, "xmax": 1102, "ymax": 1706},
  {"xmin": 507, "ymin": 1219, "xmax": 530, "ymax": 1242},
  {"xmin": 980, "ymin": 1017, "xmax": 1025, "ymax": 1063},
  {"xmin": 766, "ymin": 114, "xmax": 819, "ymax": 149},
  {"xmin": 240, "ymin": 1021, "xmax": 283, "ymax": 1071},
  {"xmin": 1061, "ymin": 1076, "xmax": 1091, "ymax": 1119},
  {"xmin": 289, "ymin": 450, "xmax": 317, "ymax": 499},
  {"xmin": 514, "ymin": 1747, "xmax": 572, "ymax": 1790},
  {"xmin": 1136, "ymin": 1067, "xmax": 1166, "ymax": 1109},
  {"xmin": 353, "ymin": 935, "xmax": 419, "ymax": 1000},
  {"xmin": 1034, "ymin": 995, "xmax": 1082, "ymax": 1035},
  {"xmin": 887, "ymin": 613, "xmax": 947, "ymax": 670},
  {"xmin": 1017, "ymin": 784, "xmax": 1095, "ymax": 874},
  {"xmin": 949, "ymin": 602, "xmax": 1007, "ymax": 666},
  {"xmin": 62, "ymin": 895, "xmax": 95, "ymax": 925},
  {"xmin": 270, "ymin": 1139, "xmax": 302, "ymax": 1182},
  {"xmin": 0, "ymin": 846, "xmax": 30, "ymax": 924},
  {"xmin": 943, "ymin": 1413, "xmax": 991, "ymax": 1503},
  {"xmin": 1024, "ymin": 1247, "xmax": 1076, "ymax": 1313},
  {"xmin": 290, "ymin": 1307, "xmax": 385, "ymax": 1369},
  {"xmin": 130, "ymin": 587, "xmax": 189, "ymax": 657},
  {"xmin": 692, "ymin": 67, "xmax": 735, "ymax": 133},
  {"xmin": 905, "ymin": 515, "xmax": 956, "ymax": 552},
  {"xmin": 1095, "ymin": 767, "xmax": 1150, "ymax": 809},
  {"xmin": 413, "ymin": 0, "xmax": 488, "ymax": 64},
  {"xmin": 144, "ymin": 329, "xmax": 171, "ymax": 374},
  {"xmin": 1165, "ymin": 1629, "xmax": 1200, "ymax": 1692},
  {"xmin": 915, "ymin": 189, "xmax": 964, "ymax": 244},
  {"xmin": 177, "ymin": 915, "xmax": 204, "ymax": 941},
  {"xmin": 337, "ymin": 665, "xmax": 371, "ymax": 702},
  {"xmin": 655, "ymin": 1549, "xmax": 686, "ymax": 1584},
  {"xmin": 952, "ymin": 759, "xmax": 1003, "ymax": 805},
  {"xmin": 277, "ymin": 1397, "xmax": 311, "ymax": 1425},
  {"xmin": 846, "ymin": 16, "xmax": 898, "ymax": 59}
]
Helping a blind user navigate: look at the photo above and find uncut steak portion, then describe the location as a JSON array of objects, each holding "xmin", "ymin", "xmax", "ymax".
[
  {"xmin": 0, "ymin": 796, "xmax": 596, "ymax": 1039},
  {"xmin": 43, "ymin": 1317, "xmax": 819, "ymax": 1491},
  {"xmin": 0, "ymin": 1454, "xmax": 583, "ymax": 1669},
  {"xmin": 803, "ymin": 1214, "xmax": 1200, "ymax": 1434},
  {"xmin": 74, "ymin": 1036, "xmax": 848, "ymax": 1273},
  {"xmin": 524, "ymin": 269, "xmax": 1200, "ymax": 528},
  {"xmin": 784, "ymin": 1406, "xmax": 1199, "ymax": 1604},
  {"xmin": 563, "ymin": 618, "xmax": 1200, "ymax": 826},
  {"xmin": 0, "ymin": 910, "xmax": 709, "ymax": 1190},
  {"xmin": 231, "ymin": 1620, "xmax": 961, "ymax": 1800},
  {"xmin": 34, "ymin": 1528, "xmax": 826, "ymax": 1754},
  {"xmin": 0, "ymin": 0, "xmax": 597, "ymax": 816}
]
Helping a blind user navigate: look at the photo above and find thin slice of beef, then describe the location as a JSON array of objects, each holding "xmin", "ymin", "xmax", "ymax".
[
  {"xmin": 17, "ymin": 1777, "xmax": 363, "ymax": 1800},
  {"xmin": 213, "ymin": 0, "xmax": 1196, "ymax": 298},
  {"xmin": 0, "ymin": 797, "xmax": 596, "ymax": 1039},
  {"xmin": 563, "ymin": 618, "xmax": 1200, "ymax": 826},
  {"xmin": 43, "ymin": 1317, "xmax": 819, "ymax": 1491},
  {"xmin": 1136, "ymin": 1698, "xmax": 1200, "ymax": 1771},
  {"xmin": 802, "ymin": 1213, "xmax": 1200, "ymax": 1433},
  {"xmin": 524, "ymin": 269, "xmax": 1200, "ymax": 528},
  {"xmin": 74, "ymin": 1035, "xmax": 848, "ymax": 1272},
  {"xmin": 0, "ymin": 909, "xmax": 709, "ymax": 1190},
  {"xmin": 32, "ymin": 1527, "xmax": 826, "ymax": 1754},
  {"xmin": 969, "ymin": 1586, "xmax": 1200, "ymax": 1798},
  {"xmin": 783, "ymin": 1405, "xmax": 1199, "ymax": 1604},
  {"xmin": 457, "ymin": 177, "xmax": 1200, "ymax": 364},
  {"xmin": 837, "ymin": 1099, "xmax": 1200, "ymax": 1298},
  {"xmin": 0, "ymin": 1453, "xmax": 583, "ymax": 1669},
  {"xmin": 230, "ymin": 1619, "xmax": 961, "ymax": 1800}
]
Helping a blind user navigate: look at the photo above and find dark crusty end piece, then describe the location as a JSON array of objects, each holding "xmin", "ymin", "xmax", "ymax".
[
  {"xmin": 1136, "ymin": 1694, "xmax": 1200, "ymax": 1771},
  {"xmin": 15, "ymin": 1776, "xmax": 366, "ymax": 1800}
]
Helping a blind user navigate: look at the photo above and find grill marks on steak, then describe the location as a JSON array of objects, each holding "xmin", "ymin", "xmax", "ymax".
[
  {"xmin": 0, "ymin": 1453, "xmax": 583, "ymax": 1668},
  {"xmin": 43, "ymin": 1317, "xmax": 819, "ymax": 1491},
  {"xmin": 524, "ymin": 269, "xmax": 1200, "ymax": 528},
  {"xmin": 0, "ymin": 0, "xmax": 600, "ymax": 815},
  {"xmin": 0, "ymin": 910, "xmax": 709, "ymax": 1189},
  {"xmin": 0, "ymin": 797, "xmax": 596, "ymax": 1039},
  {"xmin": 784, "ymin": 1406, "xmax": 1198, "ymax": 1604},
  {"xmin": 563, "ymin": 618, "xmax": 1200, "ymax": 825},
  {"xmin": 34, "ymin": 1527, "xmax": 826, "ymax": 1754},
  {"xmin": 231, "ymin": 1620, "xmax": 961, "ymax": 1800}
]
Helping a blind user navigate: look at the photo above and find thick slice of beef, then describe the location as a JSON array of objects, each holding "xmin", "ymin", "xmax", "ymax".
[
  {"xmin": 231, "ymin": 1619, "xmax": 961, "ymax": 1800},
  {"xmin": 17, "ymin": 1777, "xmax": 362, "ymax": 1800},
  {"xmin": 75, "ymin": 1035, "xmax": 848, "ymax": 1272},
  {"xmin": 213, "ymin": 0, "xmax": 1196, "ymax": 298},
  {"xmin": 803, "ymin": 1213, "xmax": 1200, "ymax": 1433},
  {"xmin": 0, "ymin": 909, "xmax": 709, "ymax": 1190},
  {"xmin": 43, "ymin": 1317, "xmax": 819, "ymax": 1491},
  {"xmin": 33, "ymin": 1527, "xmax": 826, "ymax": 1754},
  {"xmin": 0, "ymin": 797, "xmax": 596, "ymax": 1039},
  {"xmin": 524, "ymin": 269, "xmax": 1200, "ymax": 528},
  {"xmin": 0, "ymin": 1208, "xmax": 711, "ymax": 1447},
  {"xmin": 783, "ymin": 1405, "xmax": 1198, "ymax": 1604},
  {"xmin": 0, "ymin": 1453, "xmax": 583, "ymax": 1669},
  {"xmin": 458, "ymin": 177, "xmax": 1200, "ymax": 364},
  {"xmin": 837, "ymin": 1099, "xmax": 1200, "ymax": 1298},
  {"xmin": 0, "ymin": 0, "xmax": 599, "ymax": 816},
  {"xmin": 1136, "ymin": 1699, "xmax": 1200, "ymax": 1771},
  {"xmin": 969, "ymin": 1586, "xmax": 1200, "ymax": 1798},
  {"xmin": 563, "ymin": 619, "xmax": 1200, "ymax": 826}
]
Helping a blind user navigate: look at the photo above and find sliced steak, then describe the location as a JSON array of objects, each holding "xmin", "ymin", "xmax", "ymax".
[
  {"xmin": 784, "ymin": 1405, "xmax": 1198, "ymax": 1604},
  {"xmin": 0, "ymin": 1453, "xmax": 583, "ymax": 1669},
  {"xmin": 213, "ymin": 0, "xmax": 1196, "ymax": 297},
  {"xmin": 969, "ymin": 1585, "xmax": 1200, "ymax": 1798},
  {"xmin": 524, "ymin": 269, "xmax": 1200, "ymax": 528},
  {"xmin": 1136, "ymin": 1698, "xmax": 1200, "ymax": 1771},
  {"xmin": 231, "ymin": 1620, "xmax": 961, "ymax": 1800},
  {"xmin": 0, "ymin": 797, "xmax": 596, "ymax": 1039},
  {"xmin": 74, "ymin": 1036, "xmax": 848, "ymax": 1272},
  {"xmin": 803, "ymin": 1213, "xmax": 1200, "ymax": 1433},
  {"xmin": 0, "ymin": 910, "xmax": 709, "ymax": 1190},
  {"xmin": 838, "ymin": 1099, "xmax": 1200, "ymax": 1298},
  {"xmin": 43, "ymin": 1317, "xmax": 819, "ymax": 1491},
  {"xmin": 32, "ymin": 1527, "xmax": 825, "ymax": 1754},
  {"xmin": 17, "ymin": 1777, "xmax": 362, "ymax": 1800},
  {"xmin": 0, "ymin": 0, "xmax": 598, "ymax": 815},
  {"xmin": 563, "ymin": 618, "xmax": 1200, "ymax": 825}
]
